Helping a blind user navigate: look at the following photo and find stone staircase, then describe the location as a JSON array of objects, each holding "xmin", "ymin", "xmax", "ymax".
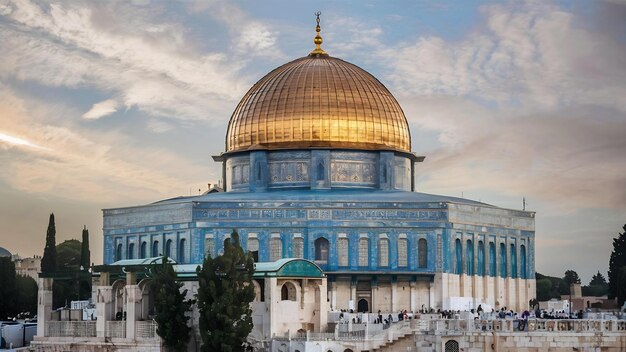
[{"xmin": 371, "ymin": 333, "xmax": 435, "ymax": 352}]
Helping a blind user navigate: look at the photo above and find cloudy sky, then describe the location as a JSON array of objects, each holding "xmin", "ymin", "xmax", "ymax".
[{"xmin": 0, "ymin": 0, "xmax": 625, "ymax": 283}]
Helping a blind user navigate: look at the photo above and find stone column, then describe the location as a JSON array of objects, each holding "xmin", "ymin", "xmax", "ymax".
[
  {"xmin": 350, "ymin": 278, "xmax": 357, "ymax": 310},
  {"xmin": 428, "ymin": 282, "xmax": 434, "ymax": 311},
  {"xmin": 409, "ymin": 281, "xmax": 417, "ymax": 312},
  {"xmin": 95, "ymin": 272, "xmax": 113, "ymax": 338},
  {"xmin": 266, "ymin": 277, "xmax": 277, "ymax": 338},
  {"xmin": 391, "ymin": 280, "xmax": 398, "ymax": 312},
  {"xmin": 36, "ymin": 277, "xmax": 54, "ymax": 338},
  {"xmin": 317, "ymin": 279, "xmax": 328, "ymax": 332},
  {"xmin": 125, "ymin": 278, "xmax": 140, "ymax": 339},
  {"xmin": 328, "ymin": 280, "xmax": 337, "ymax": 311}
]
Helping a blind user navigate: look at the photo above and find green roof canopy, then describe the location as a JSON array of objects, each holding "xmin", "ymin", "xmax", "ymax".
[
  {"xmin": 92, "ymin": 257, "xmax": 323, "ymax": 282},
  {"xmin": 253, "ymin": 258, "xmax": 324, "ymax": 278}
]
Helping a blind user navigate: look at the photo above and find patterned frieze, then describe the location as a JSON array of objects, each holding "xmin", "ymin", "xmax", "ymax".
[
  {"xmin": 103, "ymin": 203, "xmax": 192, "ymax": 229},
  {"xmin": 193, "ymin": 207, "xmax": 446, "ymax": 221},
  {"xmin": 448, "ymin": 203, "xmax": 535, "ymax": 232}
]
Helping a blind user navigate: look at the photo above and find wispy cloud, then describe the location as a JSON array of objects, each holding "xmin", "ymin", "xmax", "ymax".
[
  {"xmin": 0, "ymin": 0, "xmax": 247, "ymax": 123},
  {"xmin": 0, "ymin": 86, "xmax": 211, "ymax": 203},
  {"xmin": 380, "ymin": 1, "xmax": 626, "ymax": 210},
  {"xmin": 82, "ymin": 99, "xmax": 118, "ymax": 120},
  {"xmin": 0, "ymin": 132, "xmax": 48, "ymax": 150}
]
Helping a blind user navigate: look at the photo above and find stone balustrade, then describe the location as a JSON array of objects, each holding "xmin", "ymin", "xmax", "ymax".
[{"xmin": 45, "ymin": 321, "xmax": 96, "ymax": 337}]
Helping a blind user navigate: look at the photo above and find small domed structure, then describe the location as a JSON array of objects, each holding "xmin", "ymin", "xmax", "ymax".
[{"xmin": 0, "ymin": 246, "xmax": 12, "ymax": 258}]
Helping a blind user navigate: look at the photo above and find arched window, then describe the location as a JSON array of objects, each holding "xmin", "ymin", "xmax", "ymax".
[
  {"xmin": 116, "ymin": 243, "xmax": 122, "ymax": 261},
  {"xmin": 500, "ymin": 243, "xmax": 507, "ymax": 277},
  {"xmin": 337, "ymin": 238, "xmax": 349, "ymax": 267},
  {"xmin": 358, "ymin": 238, "xmax": 369, "ymax": 267},
  {"xmin": 204, "ymin": 237, "xmax": 214, "ymax": 259},
  {"xmin": 520, "ymin": 244, "xmax": 527, "ymax": 279},
  {"xmin": 314, "ymin": 237, "xmax": 329, "ymax": 263},
  {"xmin": 455, "ymin": 239, "xmax": 462, "ymax": 274},
  {"xmin": 293, "ymin": 237, "xmax": 304, "ymax": 259},
  {"xmin": 140, "ymin": 242, "xmax": 147, "ymax": 259},
  {"xmin": 280, "ymin": 282, "xmax": 296, "ymax": 301},
  {"xmin": 128, "ymin": 243, "xmax": 135, "ymax": 260},
  {"xmin": 165, "ymin": 239, "xmax": 172, "ymax": 258},
  {"xmin": 152, "ymin": 241, "xmax": 159, "ymax": 257},
  {"xmin": 510, "ymin": 243, "xmax": 517, "ymax": 278},
  {"xmin": 466, "ymin": 240, "xmax": 474, "ymax": 276},
  {"xmin": 489, "ymin": 242, "xmax": 496, "ymax": 276},
  {"xmin": 398, "ymin": 238, "xmax": 408, "ymax": 268},
  {"xmin": 256, "ymin": 161, "xmax": 262, "ymax": 181},
  {"xmin": 247, "ymin": 238, "xmax": 259, "ymax": 262},
  {"xmin": 477, "ymin": 241, "xmax": 485, "ymax": 276},
  {"xmin": 317, "ymin": 162, "xmax": 325, "ymax": 181},
  {"xmin": 445, "ymin": 340, "xmax": 459, "ymax": 352},
  {"xmin": 418, "ymin": 238, "xmax": 428, "ymax": 268},
  {"xmin": 270, "ymin": 237, "xmax": 282, "ymax": 261},
  {"xmin": 179, "ymin": 239, "xmax": 186, "ymax": 263},
  {"xmin": 378, "ymin": 238, "xmax": 389, "ymax": 267}
]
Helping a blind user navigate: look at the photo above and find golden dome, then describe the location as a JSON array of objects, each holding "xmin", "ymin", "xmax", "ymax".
[{"xmin": 226, "ymin": 55, "xmax": 411, "ymax": 153}]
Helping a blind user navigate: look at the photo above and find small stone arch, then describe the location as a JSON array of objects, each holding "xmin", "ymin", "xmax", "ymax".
[
  {"xmin": 280, "ymin": 281, "xmax": 297, "ymax": 301},
  {"xmin": 358, "ymin": 298, "xmax": 369, "ymax": 313},
  {"xmin": 444, "ymin": 340, "xmax": 459, "ymax": 352},
  {"xmin": 111, "ymin": 279, "xmax": 126, "ymax": 320},
  {"xmin": 344, "ymin": 349, "xmax": 354, "ymax": 352},
  {"xmin": 137, "ymin": 279, "xmax": 154, "ymax": 320}
]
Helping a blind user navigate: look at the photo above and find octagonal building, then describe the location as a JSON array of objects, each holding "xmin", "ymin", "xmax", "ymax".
[{"xmin": 102, "ymin": 24, "xmax": 536, "ymax": 313}]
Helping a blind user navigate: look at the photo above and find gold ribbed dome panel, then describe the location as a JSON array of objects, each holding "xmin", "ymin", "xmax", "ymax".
[{"xmin": 226, "ymin": 56, "xmax": 411, "ymax": 153}]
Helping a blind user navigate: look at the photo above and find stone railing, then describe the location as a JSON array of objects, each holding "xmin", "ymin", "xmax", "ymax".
[
  {"xmin": 136, "ymin": 320, "xmax": 158, "ymax": 340},
  {"xmin": 105, "ymin": 321, "xmax": 126, "ymax": 338},
  {"xmin": 427, "ymin": 318, "xmax": 626, "ymax": 334},
  {"xmin": 45, "ymin": 321, "xmax": 96, "ymax": 337}
]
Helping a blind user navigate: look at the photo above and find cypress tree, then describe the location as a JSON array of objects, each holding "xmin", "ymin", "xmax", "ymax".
[
  {"xmin": 609, "ymin": 224, "xmax": 626, "ymax": 306},
  {"xmin": 41, "ymin": 213, "xmax": 57, "ymax": 274},
  {"xmin": 196, "ymin": 229, "xmax": 255, "ymax": 352},
  {"xmin": 152, "ymin": 256, "xmax": 194, "ymax": 352},
  {"xmin": 80, "ymin": 226, "xmax": 90, "ymax": 271}
]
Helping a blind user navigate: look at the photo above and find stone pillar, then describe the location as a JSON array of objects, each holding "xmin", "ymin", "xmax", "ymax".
[
  {"xmin": 371, "ymin": 278, "xmax": 377, "ymax": 313},
  {"xmin": 317, "ymin": 279, "xmax": 328, "ymax": 332},
  {"xmin": 267, "ymin": 277, "xmax": 277, "ymax": 337},
  {"xmin": 36, "ymin": 277, "xmax": 54, "ymax": 338},
  {"xmin": 428, "ymin": 282, "xmax": 434, "ymax": 311},
  {"xmin": 409, "ymin": 281, "xmax": 417, "ymax": 312},
  {"xmin": 350, "ymin": 278, "xmax": 357, "ymax": 310},
  {"xmin": 391, "ymin": 280, "xmax": 398, "ymax": 312},
  {"xmin": 96, "ymin": 272, "xmax": 113, "ymax": 338},
  {"xmin": 124, "ymin": 272, "xmax": 140, "ymax": 340}
]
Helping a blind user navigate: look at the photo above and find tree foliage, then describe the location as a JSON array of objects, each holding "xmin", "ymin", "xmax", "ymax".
[
  {"xmin": 16, "ymin": 275, "xmax": 38, "ymax": 316},
  {"xmin": 608, "ymin": 224, "xmax": 626, "ymax": 306},
  {"xmin": 590, "ymin": 271, "xmax": 608, "ymax": 286},
  {"xmin": 536, "ymin": 272, "xmax": 569, "ymax": 300},
  {"xmin": 0, "ymin": 257, "xmax": 17, "ymax": 319},
  {"xmin": 196, "ymin": 230, "xmax": 255, "ymax": 352},
  {"xmin": 52, "ymin": 239, "xmax": 91, "ymax": 308},
  {"xmin": 563, "ymin": 270, "xmax": 581, "ymax": 286},
  {"xmin": 41, "ymin": 213, "xmax": 57, "ymax": 273},
  {"xmin": 80, "ymin": 226, "xmax": 91, "ymax": 271},
  {"xmin": 152, "ymin": 256, "xmax": 194, "ymax": 352}
]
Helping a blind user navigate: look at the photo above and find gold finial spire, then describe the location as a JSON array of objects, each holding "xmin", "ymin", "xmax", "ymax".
[{"xmin": 309, "ymin": 11, "xmax": 328, "ymax": 56}]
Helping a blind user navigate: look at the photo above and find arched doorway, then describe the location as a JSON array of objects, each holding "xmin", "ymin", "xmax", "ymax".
[{"xmin": 357, "ymin": 298, "xmax": 369, "ymax": 313}]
